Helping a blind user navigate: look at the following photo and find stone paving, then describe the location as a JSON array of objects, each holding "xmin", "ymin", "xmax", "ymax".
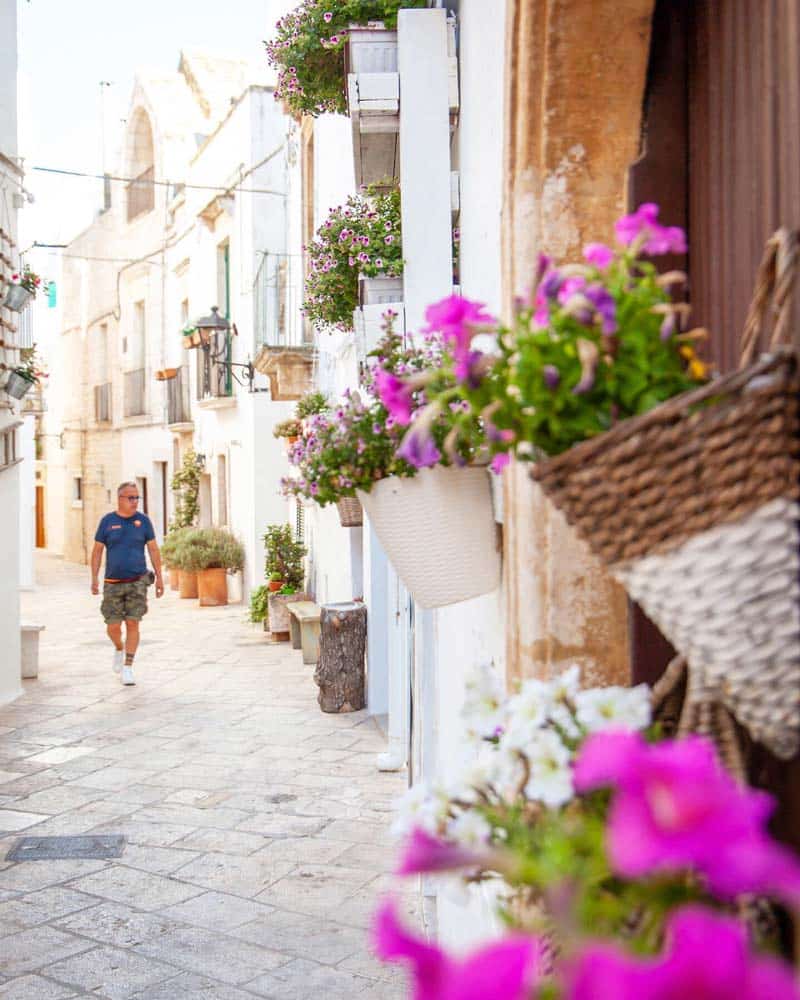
[{"xmin": 0, "ymin": 551, "xmax": 418, "ymax": 998}]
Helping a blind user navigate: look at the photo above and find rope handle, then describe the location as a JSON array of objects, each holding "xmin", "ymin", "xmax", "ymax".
[{"xmin": 739, "ymin": 227, "xmax": 800, "ymax": 369}]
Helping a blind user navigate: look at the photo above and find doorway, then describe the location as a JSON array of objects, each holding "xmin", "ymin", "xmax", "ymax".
[{"xmin": 35, "ymin": 485, "xmax": 46, "ymax": 548}]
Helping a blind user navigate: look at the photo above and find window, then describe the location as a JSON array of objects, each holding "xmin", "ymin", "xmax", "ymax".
[
  {"xmin": 73, "ymin": 477, "xmax": 83, "ymax": 502},
  {"xmin": 124, "ymin": 369, "xmax": 146, "ymax": 417},
  {"xmin": 0, "ymin": 427, "xmax": 18, "ymax": 470},
  {"xmin": 126, "ymin": 112, "xmax": 155, "ymax": 222},
  {"xmin": 94, "ymin": 382, "xmax": 112, "ymax": 422},
  {"xmin": 132, "ymin": 301, "xmax": 146, "ymax": 369}
]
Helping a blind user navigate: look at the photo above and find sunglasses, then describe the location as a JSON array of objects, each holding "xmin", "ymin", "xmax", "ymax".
[{"xmin": 121, "ymin": 495, "xmax": 140, "ymax": 501}]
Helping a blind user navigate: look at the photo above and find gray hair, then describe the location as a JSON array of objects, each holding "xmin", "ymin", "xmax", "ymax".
[{"xmin": 117, "ymin": 481, "xmax": 138, "ymax": 495}]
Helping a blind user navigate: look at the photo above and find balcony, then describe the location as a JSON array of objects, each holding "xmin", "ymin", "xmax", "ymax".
[
  {"xmin": 167, "ymin": 366, "xmax": 192, "ymax": 428},
  {"xmin": 94, "ymin": 382, "xmax": 112, "ymax": 423},
  {"xmin": 123, "ymin": 368, "xmax": 146, "ymax": 417}
]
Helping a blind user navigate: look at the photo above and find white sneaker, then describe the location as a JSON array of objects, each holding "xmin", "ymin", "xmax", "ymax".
[
  {"xmin": 112, "ymin": 649, "xmax": 124, "ymax": 674},
  {"xmin": 121, "ymin": 666, "xmax": 136, "ymax": 686}
]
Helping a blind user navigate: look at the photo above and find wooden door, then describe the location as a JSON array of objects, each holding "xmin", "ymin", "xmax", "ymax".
[{"xmin": 35, "ymin": 486, "xmax": 45, "ymax": 549}]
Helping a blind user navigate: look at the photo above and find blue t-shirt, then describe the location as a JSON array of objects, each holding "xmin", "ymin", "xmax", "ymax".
[{"xmin": 95, "ymin": 512, "xmax": 155, "ymax": 581}]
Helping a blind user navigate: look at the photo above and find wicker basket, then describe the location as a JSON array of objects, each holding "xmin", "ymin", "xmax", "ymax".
[
  {"xmin": 357, "ymin": 465, "xmax": 501, "ymax": 609},
  {"xmin": 532, "ymin": 229, "xmax": 800, "ymax": 760},
  {"xmin": 336, "ymin": 496, "xmax": 363, "ymax": 528}
]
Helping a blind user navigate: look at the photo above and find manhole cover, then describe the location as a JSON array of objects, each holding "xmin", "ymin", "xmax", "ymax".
[{"xmin": 6, "ymin": 835, "xmax": 126, "ymax": 862}]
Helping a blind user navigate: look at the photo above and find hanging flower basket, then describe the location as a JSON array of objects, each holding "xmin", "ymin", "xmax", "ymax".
[
  {"xmin": 531, "ymin": 229, "xmax": 800, "ymax": 760},
  {"xmin": 336, "ymin": 496, "xmax": 363, "ymax": 528},
  {"xmin": 357, "ymin": 465, "xmax": 500, "ymax": 609},
  {"xmin": 4, "ymin": 369, "xmax": 36, "ymax": 399},
  {"xmin": 3, "ymin": 284, "xmax": 32, "ymax": 312}
]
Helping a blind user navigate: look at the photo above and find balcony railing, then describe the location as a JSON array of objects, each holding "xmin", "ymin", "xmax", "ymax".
[
  {"xmin": 167, "ymin": 366, "xmax": 191, "ymax": 424},
  {"xmin": 126, "ymin": 166, "xmax": 155, "ymax": 222},
  {"xmin": 94, "ymin": 382, "xmax": 112, "ymax": 423},
  {"xmin": 123, "ymin": 368, "xmax": 146, "ymax": 417}
]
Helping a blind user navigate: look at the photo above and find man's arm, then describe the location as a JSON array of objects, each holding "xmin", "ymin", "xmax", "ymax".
[
  {"xmin": 147, "ymin": 539, "xmax": 165, "ymax": 598},
  {"xmin": 90, "ymin": 542, "xmax": 104, "ymax": 595}
]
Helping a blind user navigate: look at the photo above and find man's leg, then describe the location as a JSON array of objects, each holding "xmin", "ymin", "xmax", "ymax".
[
  {"xmin": 106, "ymin": 622, "xmax": 123, "ymax": 651},
  {"xmin": 123, "ymin": 619, "xmax": 140, "ymax": 666}
]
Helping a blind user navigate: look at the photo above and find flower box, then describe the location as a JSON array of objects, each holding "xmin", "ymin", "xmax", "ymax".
[
  {"xmin": 357, "ymin": 465, "xmax": 500, "ymax": 608},
  {"xmin": 155, "ymin": 368, "xmax": 179, "ymax": 381}
]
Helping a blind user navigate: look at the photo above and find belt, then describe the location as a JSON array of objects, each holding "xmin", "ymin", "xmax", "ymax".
[{"xmin": 104, "ymin": 575, "xmax": 146, "ymax": 584}]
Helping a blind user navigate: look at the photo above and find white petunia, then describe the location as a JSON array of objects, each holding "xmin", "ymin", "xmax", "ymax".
[
  {"xmin": 574, "ymin": 683, "xmax": 652, "ymax": 734},
  {"xmin": 461, "ymin": 663, "xmax": 506, "ymax": 741},
  {"xmin": 549, "ymin": 663, "xmax": 581, "ymax": 704},
  {"xmin": 447, "ymin": 810, "xmax": 492, "ymax": 848},
  {"xmin": 503, "ymin": 679, "xmax": 553, "ymax": 750},
  {"xmin": 391, "ymin": 781, "xmax": 449, "ymax": 839},
  {"xmin": 523, "ymin": 729, "xmax": 574, "ymax": 807}
]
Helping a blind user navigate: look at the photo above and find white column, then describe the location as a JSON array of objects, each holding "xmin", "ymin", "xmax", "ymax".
[
  {"xmin": 396, "ymin": 8, "xmax": 453, "ymax": 782},
  {"xmin": 18, "ymin": 415, "xmax": 36, "ymax": 589}
]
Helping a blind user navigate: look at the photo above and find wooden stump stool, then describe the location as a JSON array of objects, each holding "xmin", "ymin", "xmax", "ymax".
[{"xmin": 314, "ymin": 602, "xmax": 367, "ymax": 713}]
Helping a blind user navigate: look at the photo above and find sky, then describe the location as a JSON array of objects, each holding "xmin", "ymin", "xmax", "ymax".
[{"xmin": 17, "ymin": 0, "xmax": 292, "ymax": 262}]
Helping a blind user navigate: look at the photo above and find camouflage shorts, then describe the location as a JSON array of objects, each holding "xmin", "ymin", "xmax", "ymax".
[{"xmin": 101, "ymin": 577, "xmax": 149, "ymax": 623}]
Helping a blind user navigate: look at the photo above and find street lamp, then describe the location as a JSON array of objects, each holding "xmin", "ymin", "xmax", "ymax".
[{"xmin": 193, "ymin": 306, "xmax": 257, "ymax": 395}]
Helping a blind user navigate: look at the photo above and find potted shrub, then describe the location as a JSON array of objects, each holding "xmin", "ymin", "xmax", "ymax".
[
  {"xmin": 263, "ymin": 524, "xmax": 307, "ymax": 636},
  {"xmin": 283, "ymin": 326, "xmax": 499, "ymax": 606},
  {"xmin": 160, "ymin": 526, "xmax": 192, "ymax": 591},
  {"xmin": 295, "ymin": 390, "xmax": 329, "ymax": 420},
  {"xmin": 3, "ymin": 266, "xmax": 46, "ymax": 312},
  {"xmin": 178, "ymin": 527, "xmax": 245, "ymax": 607},
  {"xmin": 170, "ymin": 449, "xmax": 202, "ymax": 533},
  {"xmin": 303, "ymin": 186, "xmax": 402, "ymax": 332},
  {"xmin": 272, "ymin": 417, "xmax": 303, "ymax": 444},
  {"xmin": 266, "ymin": 0, "xmax": 427, "ymax": 119},
  {"xmin": 182, "ymin": 325, "xmax": 202, "ymax": 349},
  {"xmin": 4, "ymin": 344, "xmax": 48, "ymax": 400},
  {"xmin": 268, "ymin": 572, "xmax": 284, "ymax": 593}
]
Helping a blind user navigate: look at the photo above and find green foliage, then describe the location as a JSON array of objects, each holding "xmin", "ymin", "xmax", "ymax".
[
  {"xmin": 175, "ymin": 527, "xmax": 245, "ymax": 572},
  {"xmin": 295, "ymin": 391, "xmax": 329, "ymax": 420},
  {"xmin": 249, "ymin": 584, "xmax": 270, "ymax": 623},
  {"xmin": 272, "ymin": 417, "xmax": 303, "ymax": 439},
  {"xmin": 169, "ymin": 449, "xmax": 203, "ymax": 530},
  {"xmin": 263, "ymin": 524, "xmax": 306, "ymax": 589},
  {"xmin": 303, "ymin": 187, "xmax": 402, "ymax": 331},
  {"xmin": 15, "ymin": 343, "xmax": 47, "ymax": 384},
  {"xmin": 266, "ymin": 0, "xmax": 428, "ymax": 118},
  {"xmin": 160, "ymin": 526, "xmax": 193, "ymax": 568}
]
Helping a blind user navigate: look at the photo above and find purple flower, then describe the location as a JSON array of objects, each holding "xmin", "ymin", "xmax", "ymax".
[
  {"xmin": 490, "ymin": 452, "xmax": 510, "ymax": 474},
  {"xmin": 557, "ymin": 275, "xmax": 587, "ymax": 306},
  {"xmin": 323, "ymin": 11, "xmax": 333, "ymax": 21},
  {"xmin": 543, "ymin": 365, "xmax": 560, "ymax": 389},
  {"xmin": 455, "ymin": 349, "xmax": 489, "ymax": 388},
  {"xmin": 574, "ymin": 731, "xmax": 800, "ymax": 905},
  {"xmin": 535, "ymin": 253, "xmax": 551, "ymax": 283},
  {"xmin": 568, "ymin": 906, "xmax": 800, "ymax": 1000},
  {"xmin": 583, "ymin": 243, "xmax": 614, "ymax": 269},
  {"xmin": 397, "ymin": 425, "xmax": 441, "ymax": 469},
  {"xmin": 396, "ymin": 829, "xmax": 487, "ymax": 876},
  {"xmin": 660, "ymin": 311, "xmax": 676, "ymax": 340},
  {"xmin": 373, "ymin": 900, "xmax": 542, "ymax": 1000},
  {"xmin": 584, "ymin": 284, "xmax": 617, "ymax": 335},
  {"xmin": 539, "ymin": 269, "xmax": 563, "ymax": 300},
  {"xmin": 375, "ymin": 370, "xmax": 415, "ymax": 426},
  {"xmin": 615, "ymin": 203, "xmax": 688, "ymax": 256}
]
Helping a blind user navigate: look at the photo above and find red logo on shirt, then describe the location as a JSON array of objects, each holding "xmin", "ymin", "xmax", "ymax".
[
  {"xmin": 134, "ymin": 520, "xmax": 142, "ymax": 527},
  {"xmin": 110, "ymin": 525, "xmax": 122, "ymax": 530}
]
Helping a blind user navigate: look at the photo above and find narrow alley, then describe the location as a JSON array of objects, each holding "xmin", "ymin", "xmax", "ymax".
[{"xmin": 0, "ymin": 552, "xmax": 414, "ymax": 999}]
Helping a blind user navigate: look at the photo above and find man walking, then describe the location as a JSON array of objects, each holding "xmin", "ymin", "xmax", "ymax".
[{"xmin": 91, "ymin": 481, "xmax": 164, "ymax": 685}]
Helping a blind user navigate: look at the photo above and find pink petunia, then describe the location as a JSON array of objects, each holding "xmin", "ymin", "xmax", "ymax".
[
  {"xmin": 395, "ymin": 828, "xmax": 488, "ymax": 877},
  {"xmin": 568, "ymin": 905, "xmax": 800, "ymax": 1000},
  {"xmin": 574, "ymin": 731, "xmax": 800, "ymax": 905},
  {"xmin": 490, "ymin": 452, "xmax": 510, "ymax": 474},
  {"xmin": 615, "ymin": 203, "xmax": 687, "ymax": 256},
  {"xmin": 375, "ymin": 370, "xmax": 415, "ymax": 426},
  {"xmin": 583, "ymin": 243, "xmax": 615, "ymax": 269},
  {"xmin": 373, "ymin": 899, "xmax": 542, "ymax": 1000},
  {"xmin": 423, "ymin": 295, "xmax": 496, "ymax": 357}
]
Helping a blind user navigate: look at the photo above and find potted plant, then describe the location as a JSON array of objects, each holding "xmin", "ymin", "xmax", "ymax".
[
  {"xmin": 266, "ymin": 0, "xmax": 427, "ymax": 119},
  {"xmin": 155, "ymin": 368, "xmax": 179, "ymax": 381},
  {"xmin": 3, "ymin": 266, "xmax": 46, "ymax": 312},
  {"xmin": 272, "ymin": 417, "xmax": 303, "ymax": 444},
  {"xmin": 249, "ymin": 583, "xmax": 270, "ymax": 626},
  {"xmin": 264, "ymin": 524, "xmax": 306, "ymax": 589},
  {"xmin": 283, "ymin": 326, "xmax": 499, "ymax": 606},
  {"xmin": 170, "ymin": 449, "xmax": 202, "ymax": 534},
  {"xmin": 303, "ymin": 186, "xmax": 403, "ymax": 332},
  {"xmin": 177, "ymin": 527, "xmax": 245, "ymax": 607},
  {"xmin": 182, "ymin": 325, "xmax": 202, "ymax": 349},
  {"xmin": 295, "ymin": 390, "xmax": 330, "ymax": 420},
  {"xmin": 4, "ymin": 344, "xmax": 48, "ymax": 400},
  {"xmin": 160, "ymin": 526, "xmax": 192, "ymax": 591},
  {"xmin": 268, "ymin": 571, "xmax": 284, "ymax": 593}
]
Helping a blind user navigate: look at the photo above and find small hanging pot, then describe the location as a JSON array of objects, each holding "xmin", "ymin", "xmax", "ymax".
[
  {"xmin": 4, "ymin": 370, "xmax": 35, "ymax": 399},
  {"xmin": 3, "ymin": 284, "xmax": 33, "ymax": 312}
]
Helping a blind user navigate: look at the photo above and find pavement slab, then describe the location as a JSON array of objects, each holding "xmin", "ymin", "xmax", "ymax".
[{"xmin": 0, "ymin": 553, "xmax": 411, "ymax": 997}]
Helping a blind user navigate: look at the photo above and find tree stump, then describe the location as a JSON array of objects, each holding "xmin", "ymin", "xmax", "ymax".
[{"xmin": 314, "ymin": 602, "xmax": 367, "ymax": 713}]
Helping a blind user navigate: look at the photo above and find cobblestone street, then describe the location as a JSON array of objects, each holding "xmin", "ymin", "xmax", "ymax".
[{"xmin": 0, "ymin": 552, "xmax": 415, "ymax": 999}]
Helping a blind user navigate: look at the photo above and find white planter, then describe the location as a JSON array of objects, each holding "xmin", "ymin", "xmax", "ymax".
[
  {"xmin": 359, "ymin": 274, "xmax": 404, "ymax": 306},
  {"xmin": 346, "ymin": 23, "xmax": 398, "ymax": 74},
  {"xmin": 357, "ymin": 466, "xmax": 501, "ymax": 609}
]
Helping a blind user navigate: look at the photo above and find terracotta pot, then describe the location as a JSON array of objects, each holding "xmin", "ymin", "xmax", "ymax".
[
  {"xmin": 155, "ymin": 367, "xmax": 179, "ymax": 382},
  {"xmin": 286, "ymin": 435, "xmax": 299, "ymax": 445},
  {"xmin": 197, "ymin": 567, "xmax": 228, "ymax": 607},
  {"xmin": 268, "ymin": 580, "xmax": 284, "ymax": 592},
  {"xmin": 169, "ymin": 568, "xmax": 180, "ymax": 591},
  {"xmin": 179, "ymin": 570, "xmax": 199, "ymax": 599}
]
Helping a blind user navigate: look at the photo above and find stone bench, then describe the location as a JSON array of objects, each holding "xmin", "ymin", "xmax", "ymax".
[
  {"xmin": 286, "ymin": 601, "xmax": 322, "ymax": 666},
  {"xmin": 21, "ymin": 624, "xmax": 45, "ymax": 680}
]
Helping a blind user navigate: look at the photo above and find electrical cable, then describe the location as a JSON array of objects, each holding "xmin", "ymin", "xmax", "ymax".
[{"xmin": 31, "ymin": 164, "xmax": 283, "ymax": 197}]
